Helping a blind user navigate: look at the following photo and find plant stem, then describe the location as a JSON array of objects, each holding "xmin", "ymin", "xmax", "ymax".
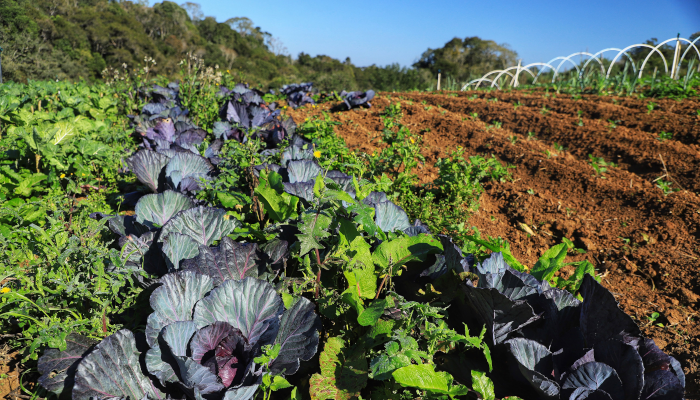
[
  {"xmin": 375, "ymin": 273, "xmax": 389, "ymax": 299},
  {"xmin": 314, "ymin": 247, "xmax": 322, "ymax": 298}
]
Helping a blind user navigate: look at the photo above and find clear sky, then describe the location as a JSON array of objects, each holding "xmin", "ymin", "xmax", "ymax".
[{"xmin": 188, "ymin": 0, "xmax": 699, "ymax": 68}]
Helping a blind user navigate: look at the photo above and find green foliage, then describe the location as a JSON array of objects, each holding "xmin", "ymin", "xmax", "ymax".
[
  {"xmin": 530, "ymin": 238, "xmax": 598, "ymax": 294},
  {"xmin": 0, "ymin": 195, "xmax": 144, "ymax": 361},
  {"xmin": 413, "ymin": 36, "xmax": 518, "ymax": 86},
  {"xmin": 656, "ymin": 179, "xmax": 679, "ymax": 196},
  {"xmin": 0, "ymin": 79, "xmax": 142, "ymax": 367},
  {"xmin": 296, "ymin": 114, "xmax": 365, "ymax": 176},
  {"xmin": 657, "ymin": 131, "xmax": 673, "ymax": 141},
  {"xmin": 588, "ymin": 154, "xmax": 617, "ymax": 178},
  {"xmin": 433, "ymin": 148, "xmax": 512, "ymax": 206},
  {"xmin": 310, "ymin": 337, "xmax": 368, "ymax": 400},
  {"xmin": 392, "ymin": 364, "xmax": 470, "ymax": 399}
]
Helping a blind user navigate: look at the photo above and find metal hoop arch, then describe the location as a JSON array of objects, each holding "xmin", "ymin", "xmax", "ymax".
[
  {"xmin": 462, "ymin": 78, "xmax": 500, "ymax": 90},
  {"xmin": 606, "ymin": 44, "xmax": 665, "ymax": 79},
  {"xmin": 677, "ymin": 36, "xmax": 700, "ymax": 67},
  {"xmin": 472, "ymin": 70, "xmax": 515, "ymax": 89},
  {"xmin": 578, "ymin": 48, "xmax": 628, "ymax": 80},
  {"xmin": 490, "ymin": 66, "xmax": 537, "ymax": 88},
  {"xmin": 533, "ymin": 56, "xmax": 579, "ymax": 83},
  {"xmin": 551, "ymin": 52, "xmax": 600, "ymax": 83},
  {"xmin": 460, "ymin": 36, "xmax": 698, "ymax": 92}
]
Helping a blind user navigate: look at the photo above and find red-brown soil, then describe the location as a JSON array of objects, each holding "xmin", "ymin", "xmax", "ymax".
[
  {"xmin": 287, "ymin": 91, "xmax": 700, "ymax": 398},
  {"xmin": 0, "ymin": 345, "xmax": 22, "ymax": 400}
]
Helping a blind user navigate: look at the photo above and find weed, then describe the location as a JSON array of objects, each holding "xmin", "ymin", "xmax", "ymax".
[
  {"xmin": 508, "ymin": 135, "xmax": 518, "ymax": 144},
  {"xmin": 526, "ymin": 188, "xmax": 535, "ymax": 195},
  {"xmin": 540, "ymin": 106, "xmax": 550, "ymax": 115},
  {"xmin": 657, "ymin": 131, "xmax": 673, "ymax": 141},
  {"xmin": 588, "ymin": 155, "xmax": 617, "ymax": 178},
  {"xmin": 527, "ymin": 131, "xmax": 537, "ymax": 140},
  {"xmin": 552, "ymin": 142, "xmax": 566, "ymax": 152},
  {"xmin": 513, "ymin": 101, "xmax": 522, "ymax": 110},
  {"xmin": 655, "ymin": 179, "xmax": 679, "ymax": 196},
  {"xmin": 646, "ymin": 312, "xmax": 664, "ymax": 327},
  {"xmin": 646, "ymin": 102, "xmax": 656, "ymax": 114}
]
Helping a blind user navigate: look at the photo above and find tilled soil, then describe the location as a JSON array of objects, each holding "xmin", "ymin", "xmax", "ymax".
[{"xmin": 287, "ymin": 91, "xmax": 700, "ymax": 397}]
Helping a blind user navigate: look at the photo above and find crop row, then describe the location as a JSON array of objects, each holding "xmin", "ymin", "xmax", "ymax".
[{"xmin": 0, "ymin": 76, "xmax": 687, "ymax": 400}]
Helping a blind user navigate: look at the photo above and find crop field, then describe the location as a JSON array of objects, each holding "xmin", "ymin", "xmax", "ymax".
[
  {"xmin": 0, "ymin": 69, "xmax": 698, "ymax": 400},
  {"xmin": 288, "ymin": 91, "xmax": 700, "ymax": 395}
]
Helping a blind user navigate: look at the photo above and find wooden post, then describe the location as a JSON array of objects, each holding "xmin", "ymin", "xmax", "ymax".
[
  {"xmin": 437, "ymin": 71, "xmax": 441, "ymax": 91},
  {"xmin": 670, "ymin": 34, "xmax": 681, "ymax": 80},
  {"xmin": 0, "ymin": 46, "xmax": 3, "ymax": 84},
  {"xmin": 512, "ymin": 59, "xmax": 522, "ymax": 87}
]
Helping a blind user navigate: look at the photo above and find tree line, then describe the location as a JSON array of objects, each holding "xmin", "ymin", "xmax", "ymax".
[{"xmin": 0, "ymin": 0, "xmax": 521, "ymax": 91}]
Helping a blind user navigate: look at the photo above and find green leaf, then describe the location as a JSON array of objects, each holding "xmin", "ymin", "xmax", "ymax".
[
  {"xmin": 309, "ymin": 337, "xmax": 367, "ymax": 400},
  {"xmin": 464, "ymin": 235, "xmax": 525, "ymax": 271},
  {"xmin": 470, "ymin": 370, "xmax": 495, "ymax": 400},
  {"xmin": 369, "ymin": 336, "xmax": 428, "ymax": 381},
  {"xmin": 14, "ymin": 173, "xmax": 46, "ymax": 197},
  {"xmin": 392, "ymin": 364, "xmax": 468, "ymax": 397},
  {"xmin": 530, "ymin": 243, "xmax": 568, "ymax": 282},
  {"xmin": 357, "ymin": 298, "xmax": 388, "ymax": 326},
  {"xmin": 270, "ymin": 376, "xmax": 292, "ymax": 391},
  {"xmin": 51, "ymin": 121, "xmax": 77, "ymax": 145},
  {"xmin": 372, "ymin": 234, "xmax": 443, "ymax": 272},
  {"xmin": 344, "ymin": 267, "xmax": 377, "ymax": 300},
  {"xmin": 323, "ymin": 189, "xmax": 355, "ymax": 205},
  {"xmin": 340, "ymin": 289, "xmax": 364, "ymax": 316},
  {"xmin": 255, "ymin": 171, "xmax": 299, "ymax": 222},
  {"xmin": 216, "ymin": 191, "xmax": 250, "ymax": 209},
  {"xmin": 313, "ymin": 173, "xmax": 324, "ymax": 199},
  {"xmin": 348, "ymin": 201, "xmax": 383, "ymax": 239},
  {"xmin": 296, "ymin": 209, "xmax": 332, "ymax": 256},
  {"xmin": 338, "ymin": 218, "xmax": 376, "ymax": 299},
  {"xmin": 561, "ymin": 260, "xmax": 596, "ymax": 292},
  {"xmin": 338, "ymin": 218, "xmax": 374, "ymax": 268}
]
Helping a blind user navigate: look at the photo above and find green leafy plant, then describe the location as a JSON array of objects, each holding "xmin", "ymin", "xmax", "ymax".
[
  {"xmin": 588, "ymin": 154, "xmax": 617, "ymax": 178},
  {"xmin": 647, "ymin": 102, "xmax": 656, "ymax": 114},
  {"xmin": 656, "ymin": 179, "xmax": 679, "ymax": 195},
  {"xmin": 657, "ymin": 131, "xmax": 673, "ymax": 141}
]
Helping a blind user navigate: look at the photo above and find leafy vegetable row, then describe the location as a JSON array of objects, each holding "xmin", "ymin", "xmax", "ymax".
[{"xmin": 34, "ymin": 81, "xmax": 686, "ymax": 400}]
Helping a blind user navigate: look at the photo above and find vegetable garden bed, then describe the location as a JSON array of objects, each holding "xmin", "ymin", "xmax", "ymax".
[{"xmin": 0, "ymin": 75, "xmax": 696, "ymax": 400}]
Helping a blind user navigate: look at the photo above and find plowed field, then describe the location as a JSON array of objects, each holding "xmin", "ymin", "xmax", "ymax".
[{"xmin": 288, "ymin": 91, "xmax": 700, "ymax": 397}]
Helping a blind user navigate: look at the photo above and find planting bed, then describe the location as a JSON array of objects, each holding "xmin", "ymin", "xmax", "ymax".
[{"xmin": 288, "ymin": 91, "xmax": 700, "ymax": 396}]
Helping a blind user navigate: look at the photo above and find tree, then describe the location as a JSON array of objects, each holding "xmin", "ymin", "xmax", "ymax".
[
  {"xmin": 180, "ymin": 1, "xmax": 203, "ymax": 21},
  {"xmin": 267, "ymin": 36, "xmax": 288, "ymax": 56},
  {"xmin": 413, "ymin": 36, "xmax": 518, "ymax": 83}
]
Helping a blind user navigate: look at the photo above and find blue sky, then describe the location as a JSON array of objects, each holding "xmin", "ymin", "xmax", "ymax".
[{"xmin": 188, "ymin": 0, "xmax": 699, "ymax": 68}]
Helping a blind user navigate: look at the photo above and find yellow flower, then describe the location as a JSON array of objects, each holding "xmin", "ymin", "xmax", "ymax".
[
  {"xmin": 410, "ymin": 138, "xmax": 415, "ymax": 144},
  {"xmin": 227, "ymin": 70, "xmax": 230, "ymax": 73},
  {"xmin": 313, "ymin": 150, "xmax": 321, "ymax": 158},
  {"xmin": 223, "ymin": 214, "xmax": 230, "ymax": 220},
  {"xmin": 0, "ymin": 287, "xmax": 10, "ymax": 294},
  {"xmin": 60, "ymin": 173, "xmax": 66, "ymax": 178},
  {"xmin": 81, "ymin": 173, "xmax": 86, "ymax": 176}
]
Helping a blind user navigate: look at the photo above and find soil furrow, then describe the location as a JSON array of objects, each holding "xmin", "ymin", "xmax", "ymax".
[
  {"xmin": 396, "ymin": 93, "xmax": 700, "ymax": 193},
  {"xmin": 454, "ymin": 92, "xmax": 700, "ymax": 145}
]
